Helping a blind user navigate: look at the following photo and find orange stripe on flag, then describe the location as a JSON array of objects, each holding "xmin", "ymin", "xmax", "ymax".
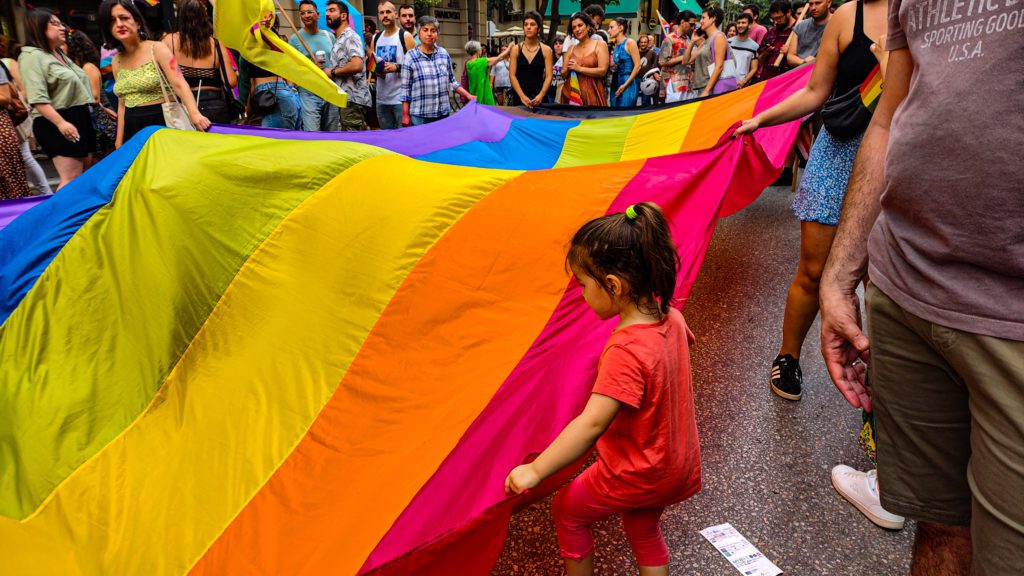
[{"xmin": 680, "ymin": 85, "xmax": 764, "ymax": 152}]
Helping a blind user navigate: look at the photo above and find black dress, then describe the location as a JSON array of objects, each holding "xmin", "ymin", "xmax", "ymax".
[{"xmin": 512, "ymin": 44, "xmax": 546, "ymax": 105}]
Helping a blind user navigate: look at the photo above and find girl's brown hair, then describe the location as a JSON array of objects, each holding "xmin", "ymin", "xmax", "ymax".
[{"xmin": 567, "ymin": 202, "xmax": 680, "ymax": 316}]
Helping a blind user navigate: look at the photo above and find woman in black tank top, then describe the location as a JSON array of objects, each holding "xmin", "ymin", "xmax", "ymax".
[
  {"xmin": 735, "ymin": 0, "xmax": 887, "ymax": 137},
  {"xmin": 832, "ymin": 0, "xmax": 879, "ymax": 96},
  {"xmin": 162, "ymin": 0, "xmax": 238, "ymax": 123},
  {"xmin": 509, "ymin": 11, "xmax": 554, "ymax": 108},
  {"xmin": 730, "ymin": 2, "xmax": 906, "ymax": 533}
]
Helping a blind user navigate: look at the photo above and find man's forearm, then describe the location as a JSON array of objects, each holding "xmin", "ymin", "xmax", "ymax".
[
  {"xmin": 822, "ymin": 48, "xmax": 914, "ymax": 292},
  {"xmin": 335, "ymin": 58, "xmax": 364, "ymax": 76}
]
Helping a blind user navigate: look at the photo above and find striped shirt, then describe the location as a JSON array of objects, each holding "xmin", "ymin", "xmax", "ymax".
[{"xmin": 400, "ymin": 46, "xmax": 459, "ymax": 118}]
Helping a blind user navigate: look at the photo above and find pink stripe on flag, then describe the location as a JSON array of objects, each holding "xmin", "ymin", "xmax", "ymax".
[{"xmin": 752, "ymin": 65, "xmax": 814, "ymax": 167}]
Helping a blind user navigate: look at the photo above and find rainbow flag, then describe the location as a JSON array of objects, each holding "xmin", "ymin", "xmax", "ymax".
[
  {"xmin": 860, "ymin": 64, "xmax": 882, "ymax": 112},
  {"xmin": 366, "ymin": 50, "xmax": 376, "ymax": 76},
  {"xmin": 565, "ymin": 71, "xmax": 584, "ymax": 106},
  {"xmin": 213, "ymin": 0, "xmax": 346, "ymax": 106},
  {"xmin": 657, "ymin": 10, "xmax": 673, "ymax": 40},
  {"xmin": 0, "ymin": 67, "xmax": 812, "ymax": 574}
]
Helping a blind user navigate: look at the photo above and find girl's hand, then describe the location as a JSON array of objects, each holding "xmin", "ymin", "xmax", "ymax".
[
  {"xmin": 104, "ymin": 107, "xmax": 118, "ymax": 120},
  {"xmin": 191, "ymin": 112, "xmax": 212, "ymax": 131},
  {"xmin": 615, "ymin": 85, "xmax": 626, "ymax": 98},
  {"xmin": 58, "ymin": 120, "xmax": 80, "ymax": 142},
  {"xmin": 530, "ymin": 95, "xmax": 543, "ymax": 107},
  {"xmin": 505, "ymin": 464, "xmax": 541, "ymax": 495}
]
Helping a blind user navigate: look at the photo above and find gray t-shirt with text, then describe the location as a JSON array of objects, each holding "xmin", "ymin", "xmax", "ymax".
[{"xmin": 867, "ymin": 0, "xmax": 1024, "ymax": 340}]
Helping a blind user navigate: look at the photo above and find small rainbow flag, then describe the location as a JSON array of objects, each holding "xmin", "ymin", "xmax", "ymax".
[
  {"xmin": 142, "ymin": 0, "xmax": 160, "ymax": 6},
  {"xmin": 859, "ymin": 64, "xmax": 882, "ymax": 112},
  {"xmin": 366, "ymin": 51, "xmax": 376, "ymax": 76},
  {"xmin": 656, "ymin": 10, "xmax": 673, "ymax": 40},
  {"xmin": 566, "ymin": 71, "xmax": 583, "ymax": 106}
]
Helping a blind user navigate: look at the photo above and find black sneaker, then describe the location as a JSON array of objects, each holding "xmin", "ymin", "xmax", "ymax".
[{"xmin": 770, "ymin": 354, "xmax": 803, "ymax": 400}]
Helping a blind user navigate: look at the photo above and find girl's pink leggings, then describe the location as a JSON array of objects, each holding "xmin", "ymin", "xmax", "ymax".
[{"xmin": 552, "ymin": 470, "xmax": 669, "ymax": 566}]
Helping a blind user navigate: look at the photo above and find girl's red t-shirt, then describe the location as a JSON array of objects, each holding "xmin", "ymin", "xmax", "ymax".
[{"xmin": 582, "ymin": 307, "xmax": 702, "ymax": 509}]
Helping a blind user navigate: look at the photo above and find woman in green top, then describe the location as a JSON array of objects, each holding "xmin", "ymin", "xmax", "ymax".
[
  {"xmin": 463, "ymin": 41, "xmax": 510, "ymax": 106},
  {"xmin": 100, "ymin": 0, "xmax": 210, "ymax": 148},
  {"xmin": 18, "ymin": 9, "xmax": 96, "ymax": 188}
]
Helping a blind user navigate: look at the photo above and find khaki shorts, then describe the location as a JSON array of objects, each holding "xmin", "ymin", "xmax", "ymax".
[
  {"xmin": 338, "ymin": 104, "xmax": 367, "ymax": 132},
  {"xmin": 867, "ymin": 284, "xmax": 1024, "ymax": 575}
]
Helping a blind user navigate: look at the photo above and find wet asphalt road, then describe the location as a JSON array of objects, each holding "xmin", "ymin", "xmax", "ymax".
[{"xmin": 492, "ymin": 186, "xmax": 915, "ymax": 575}]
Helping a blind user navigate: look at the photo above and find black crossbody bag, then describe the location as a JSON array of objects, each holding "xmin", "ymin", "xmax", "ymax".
[{"xmin": 821, "ymin": 63, "xmax": 880, "ymax": 139}]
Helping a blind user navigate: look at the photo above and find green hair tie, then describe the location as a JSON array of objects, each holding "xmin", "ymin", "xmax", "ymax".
[{"xmin": 625, "ymin": 205, "xmax": 638, "ymax": 220}]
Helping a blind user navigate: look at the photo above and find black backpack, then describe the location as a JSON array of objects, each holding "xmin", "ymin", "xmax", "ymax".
[{"xmin": 371, "ymin": 28, "xmax": 410, "ymax": 57}]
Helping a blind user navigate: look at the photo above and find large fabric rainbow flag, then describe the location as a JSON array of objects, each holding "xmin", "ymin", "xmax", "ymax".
[{"xmin": 0, "ymin": 67, "xmax": 810, "ymax": 575}]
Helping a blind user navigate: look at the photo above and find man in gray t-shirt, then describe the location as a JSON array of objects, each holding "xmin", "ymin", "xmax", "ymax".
[
  {"xmin": 787, "ymin": 0, "xmax": 831, "ymax": 66},
  {"xmin": 820, "ymin": 0, "xmax": 1024, "ymax": 572}
]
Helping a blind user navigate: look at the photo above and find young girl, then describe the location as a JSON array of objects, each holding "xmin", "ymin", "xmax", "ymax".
[{"xmin": 505, "ymin": 202, "xmax": 701, "ymax": 576}]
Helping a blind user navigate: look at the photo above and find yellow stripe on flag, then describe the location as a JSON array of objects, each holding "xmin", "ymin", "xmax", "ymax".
[{"xmin": 214, "ymin": 0, "xmax": 347, "ymax": 107}]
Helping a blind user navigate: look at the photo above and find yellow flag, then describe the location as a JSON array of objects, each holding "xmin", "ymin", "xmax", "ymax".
[{"xmin": 214, "ymin": 0, "xmax": 347, "ymax": 107}]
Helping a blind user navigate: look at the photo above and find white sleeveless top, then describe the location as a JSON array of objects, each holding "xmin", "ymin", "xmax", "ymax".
[{"xmin": 374, "ymin": 29, "xmax": 407, "ymax": 105}]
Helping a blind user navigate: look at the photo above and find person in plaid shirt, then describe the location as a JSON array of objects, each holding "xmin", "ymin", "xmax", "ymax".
[
  {"xmin": 400, "ymin": 16, "xmax": 475, "ymax": 126},
  {"xmin": 756, "ymin": 0, "xmax": 796, "ymax": 81}
]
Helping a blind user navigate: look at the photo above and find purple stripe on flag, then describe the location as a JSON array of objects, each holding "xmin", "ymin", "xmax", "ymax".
[
  {"xmin": 210, "ymin": 102, "xmax": 515, "ymax": 158},
  {"xmin": 0, "ymin": 196, "xmax": 49, "ymax": 232}
]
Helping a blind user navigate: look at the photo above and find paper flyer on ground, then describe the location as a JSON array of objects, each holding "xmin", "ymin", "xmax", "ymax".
[{"xmin": 700, "ymin": 523, "xmax": 783, "ymax": 576}]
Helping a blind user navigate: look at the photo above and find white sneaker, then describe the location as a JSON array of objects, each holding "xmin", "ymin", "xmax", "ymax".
[{"xmin": 831, "ymin": 465, "xmax": 906, "ymax": 530}]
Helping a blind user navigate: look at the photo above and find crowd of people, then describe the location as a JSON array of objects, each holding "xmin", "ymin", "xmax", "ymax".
[{"xmin": 1, "ymin": 0, "xmax": 848, "ymax": 195}]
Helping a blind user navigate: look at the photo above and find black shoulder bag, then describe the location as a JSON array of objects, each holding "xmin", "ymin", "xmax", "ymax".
[{"xmin": 821, "ymin": 63, "xmax": 880, "ymax": 140}]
